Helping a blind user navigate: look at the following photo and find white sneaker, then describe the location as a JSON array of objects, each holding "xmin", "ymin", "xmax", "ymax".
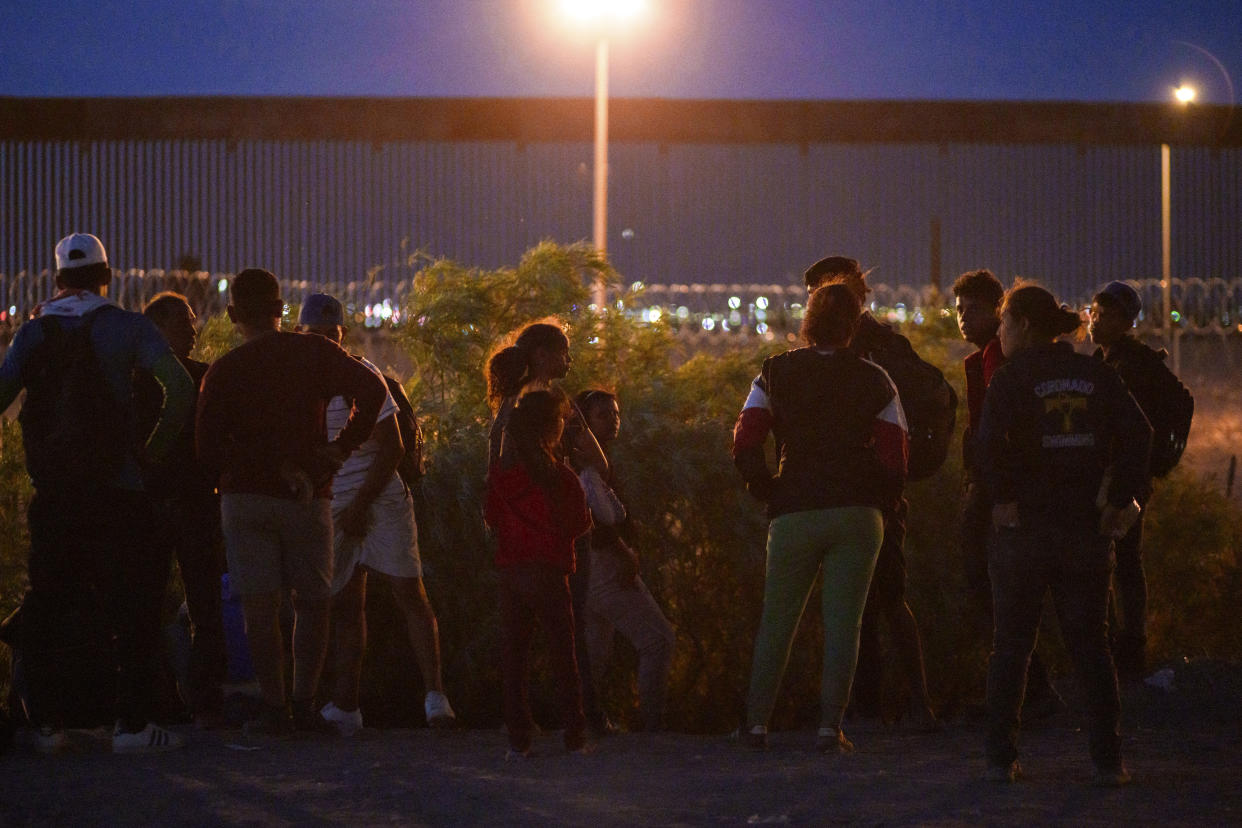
[
  {"xmin": 320, "ymin": 702, "xmax": 363, "ymax": 737},
  {"xmin": 424, "ymin": 691, "xmax": 456, "ymax": 728},
  {"xmin": 112, "ymin": 723, "xmax": 185, "ymax": 754},
  {"xmin": 34, "ymin": 726, "xmax": 68, "ymax": 755}
]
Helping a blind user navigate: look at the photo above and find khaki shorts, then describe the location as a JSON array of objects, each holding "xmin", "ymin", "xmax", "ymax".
[
  {"xmin": 331, "ymin": 479, "xmax": 422, "ymax": 595},
  {"xmin": 221, "ymin": 493, "xmax": 333, "ymax": 599}
]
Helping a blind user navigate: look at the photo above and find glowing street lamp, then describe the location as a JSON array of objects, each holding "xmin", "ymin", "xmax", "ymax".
[
  {"xmin": 1162, "ymin": 84, "xmax": 1195, "ymax": 368},
  {"xmin": 558, "ymin": 0, "xmax": 649, "ymax": 308}
]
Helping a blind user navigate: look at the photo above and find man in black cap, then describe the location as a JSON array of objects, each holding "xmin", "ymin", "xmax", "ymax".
[
  {"xmin": 196, "ymin": 269, "xmax": 387, "ymax": 737},
  {"xmin": 0, "ymin": 233, "xmax": 194, "ymax": 753},
  {"xmin": 804, "ymin": 256, "xmax": 939, "ymax": 729},
  {"xmin": 1089, "ymin": 280, "xmax": 1193, "ymax": 679}
]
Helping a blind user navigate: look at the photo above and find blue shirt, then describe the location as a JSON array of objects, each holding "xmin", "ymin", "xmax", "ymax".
[{"xmin": 0, "ymin": 298, "xmax": 193, "ymax": 491}]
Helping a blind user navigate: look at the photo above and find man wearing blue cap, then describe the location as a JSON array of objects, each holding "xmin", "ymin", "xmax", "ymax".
[
  {"xmin": 1089, "ymin": 281, "xmax": 1194, "ymax": 679},
  {"xmin": 296, "ymin": 293, "xmax": 455, "ymax": 735}
]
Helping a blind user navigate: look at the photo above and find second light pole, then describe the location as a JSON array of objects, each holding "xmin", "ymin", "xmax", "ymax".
[{"xmin": 1164, "ymin": 84, "xmax": 1196, "ymax": 373}]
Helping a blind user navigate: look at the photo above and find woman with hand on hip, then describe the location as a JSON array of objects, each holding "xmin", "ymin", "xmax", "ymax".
[{"xmin": 978, "ymin": 283, "xmax": 1150, "ymax": 786}]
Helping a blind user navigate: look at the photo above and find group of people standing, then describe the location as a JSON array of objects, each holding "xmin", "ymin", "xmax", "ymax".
[
  {"xmin": 2, "ymin": 234, "xmax": 454, "ymax": 753},
  {"xmin": 1, "ymin": 233, "xmax": 1189, "ymax": 787},
  {"xmin": 730, "ymin": 255, "xmax": 1185, "ymax": 785}
]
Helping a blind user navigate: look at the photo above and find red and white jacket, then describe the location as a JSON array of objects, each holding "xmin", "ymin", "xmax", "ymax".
[{"xmin": 732, "ymin": 346, "xmax": 908, "ymax": 518}]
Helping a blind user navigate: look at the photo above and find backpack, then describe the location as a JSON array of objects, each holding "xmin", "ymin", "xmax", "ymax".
[
  {"xmin": 1148, "ymin": 374, "xmax": 1193, "ymax": 478},
  {"xmin": 18, "ymin": 306, "xmax": 131, "ymax": 491},
  {"xmin": 854, "ymin": 317, "xmax": 959, "ymax": 481},
  {"xmin": 1131, "ymin": 348, "xmax": 1193, "ymax": 478},
  {"xmin": 382, "ymin": 374, "xmax": 426, "ymax": 490}
]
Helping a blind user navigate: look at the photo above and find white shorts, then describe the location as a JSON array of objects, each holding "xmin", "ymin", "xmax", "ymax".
[{"xmin": 331, "ymin": 477, "xmax": 422, "ymax": 594}]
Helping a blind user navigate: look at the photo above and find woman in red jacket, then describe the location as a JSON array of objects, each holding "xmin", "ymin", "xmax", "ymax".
[{"xmin": 485, "ymin": 389, "xmax": 593, "ymax": 756}]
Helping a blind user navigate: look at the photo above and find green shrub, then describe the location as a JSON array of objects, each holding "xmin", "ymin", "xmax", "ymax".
[
  {"xmin": 0, "ymin": 418, "xmax": 33, "ymax": 711},
  {"xmin": 1143, "ymin": 471, "xmax": 1242, "ymax": 661},
  {"xmin": 386, "ymin": 246, "xmax": 1242, "ymax": 731}
]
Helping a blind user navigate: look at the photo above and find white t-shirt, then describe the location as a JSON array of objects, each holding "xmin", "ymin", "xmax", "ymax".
[{"xmin": 327, "ymin": 355, "xmax": 400, "ymax": 501}]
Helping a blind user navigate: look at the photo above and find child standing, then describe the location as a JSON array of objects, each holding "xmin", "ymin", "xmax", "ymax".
[{"xmin": 485, "ymin": 389, "xmax": 593, "ymax": 755}]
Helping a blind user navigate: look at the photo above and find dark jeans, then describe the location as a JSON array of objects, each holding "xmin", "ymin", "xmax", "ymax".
[
  {"xmin": 21, "ymin": 487, "xmax": 170, "ymax": 732},
  {"xmin": 1110, "ymin": 510, "xmax": 1147, "ymax": 670},
  {"xmin": 961, "ymin": 481, "xmax": 1056, "ymax": 701},
  {"xmin": 153, "ymin": 494, "xmax": 227, "ymax": 717},
  {"xmin": 852, "ymin": 499, "xmax": 907, "ymax": 714},
  {"xmin": 986, "ymin": 526, "xmax": 1121, "ymax": 770},
  {"xmin": 499, "ymin": 564, "xmax": 586, "ymax": 752}
]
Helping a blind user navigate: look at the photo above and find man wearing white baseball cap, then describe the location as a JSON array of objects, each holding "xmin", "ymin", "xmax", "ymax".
[{"xmin": 0, "ymin": 233, "xmax": 194, "ymax": 754}]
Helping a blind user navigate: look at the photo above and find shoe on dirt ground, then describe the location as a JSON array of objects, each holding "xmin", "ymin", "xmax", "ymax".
[
  {"xmin": 984, "ymin": 761, "xmax": 1022, "ymax": 783},
  {"xmin": 1092, "ymin": 765, "xmax": 1132, "ymax": 787},
  {"xmin": 905, "ymin": 703, "xmax": 945, "ymax": 733},
  {"xmin": 424, "ymin": 691, "xmax": 456, "ymax": 728},
  {"xmin": 588, "ymin": 715, "xmax": 620, "ymax": 739},
  {"xmin": 291, "ymin": 699, "xmax": 337, "ymax": 736},
  {"xmin": 743, "ymin": 725, "xmax": 768, "ymax": 750},
  {"xmin": 319, "ymin": 702, "xmax": 363, "ymax": 737},
  {"xmin": 112, "ymin": 722, "xmax": 185, "ymax": 754},
  {"xmin": 33, "ymin": 726, "xmax": 68, "ymax": 755},
  {"xmin": 816, "ymin": 727, "xmax": 855, "ymax": 754},
  {"xmin": 243, "ymin": 703, "xmax": 294, "ymax": 738}
]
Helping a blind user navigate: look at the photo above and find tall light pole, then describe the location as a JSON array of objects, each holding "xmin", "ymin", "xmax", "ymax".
[
  {"xmin": 594, "ymin": 35, "xmax": 609, "ymax": 303},
  {"xmin": 559, "ymin": 0, "xmax": 647, "ymax": 308},
  {"xmin": 1164, "ymin": 84, "xmax": 1195, "ymax": 371}
]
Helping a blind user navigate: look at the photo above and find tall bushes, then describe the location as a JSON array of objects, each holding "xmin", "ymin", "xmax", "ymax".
[{"xmin": 1, "ymin": 243, "xmax": 1240, "ymax": 731}]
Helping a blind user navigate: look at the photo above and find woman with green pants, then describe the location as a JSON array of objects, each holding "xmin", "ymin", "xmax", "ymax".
[{"xmin": 731, "ymin": 282, "xmax": 908, "ymax": 753}]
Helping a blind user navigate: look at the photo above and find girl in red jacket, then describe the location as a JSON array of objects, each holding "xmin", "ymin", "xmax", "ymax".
[{"xmin": 485, "ymin": 389, "xmax": 593, "ymax": 756}]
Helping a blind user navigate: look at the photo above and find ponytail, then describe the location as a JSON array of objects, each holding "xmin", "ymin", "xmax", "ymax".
[
  {"xmin": 1001, "ymin": 283, "xmax": 1082, "ymax": 341},
  {"xmin": 485, "ymin": 320, "xmax": 570, "ymax": 411},
  {"xmin": 486, "ymin": 346, "xmax": 528, "ymax": 410}
]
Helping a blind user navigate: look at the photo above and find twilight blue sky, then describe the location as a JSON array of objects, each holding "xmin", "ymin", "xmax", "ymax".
[{"xmin": 1, "ymin": 0, "xmax": 1238, "ymax": 103}]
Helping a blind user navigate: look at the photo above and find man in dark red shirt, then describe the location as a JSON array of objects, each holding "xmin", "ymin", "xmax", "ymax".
[
  {"xmin": 954, "ymin": 269, "xmax": 1062, "ymax": 717},
  {"xmin": 196, "ymin": 268, "xmax": 386, "ymax": 736}
]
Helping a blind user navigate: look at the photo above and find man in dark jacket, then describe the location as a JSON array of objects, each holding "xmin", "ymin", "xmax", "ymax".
[
  {"xmin": 1089, "ymin": 280, "xmax": 1191, "ymax": 678},
  {"xmin": 805, "ymin": 256, "xmax": 938, "ymax": 729}
]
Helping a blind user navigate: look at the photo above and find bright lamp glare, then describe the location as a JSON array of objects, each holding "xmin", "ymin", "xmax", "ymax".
[
  {"xmin": 559, "ymin": 0, "xmax": 647, "ymax": 23},
  {"xmin": 1174, "ymin": 85, "xmax": 1197, "ymax": 104}
]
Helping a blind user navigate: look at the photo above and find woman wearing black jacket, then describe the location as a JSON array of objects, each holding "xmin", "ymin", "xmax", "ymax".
[
  {"xmin": 732, "ymin": 283, "xmax": 908, "ymax": 753},
  {"xmin": 977, "ymin": 283, "xmax": 1151, "ymax": 786}
]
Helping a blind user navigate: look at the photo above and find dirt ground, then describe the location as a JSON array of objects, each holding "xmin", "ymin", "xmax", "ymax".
[{"xmin": 3, "ymin": 678, "xmax": 1241, "ymax": 828}]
